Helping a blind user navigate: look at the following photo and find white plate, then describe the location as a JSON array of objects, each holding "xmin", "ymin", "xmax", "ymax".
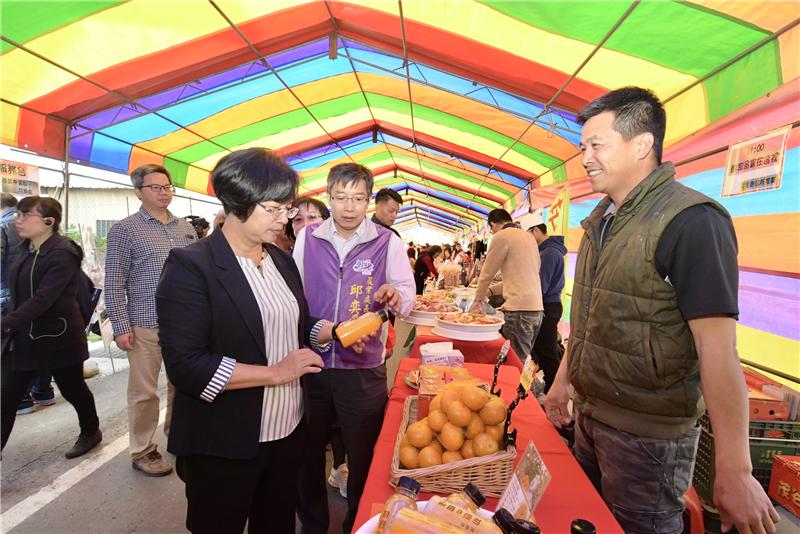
[
  {"xmin": 432, "ymin": 325, "xmax": 502, "ymax": 342},
  {"xmin": 435, "ymin": 312, "xmax": 505, "ymax": 333},
  {"xmin": 354, "ymin": 500, "xmax": 493, "ymax": 534},
  {"xmin": 403, "ymin": 314, "xmax": 437, "ymax": 326}
]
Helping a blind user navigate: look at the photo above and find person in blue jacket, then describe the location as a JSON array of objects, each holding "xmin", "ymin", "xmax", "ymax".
[{"xmin": 529, "ymin": 223, "xmax": 567, "ymax": 392}]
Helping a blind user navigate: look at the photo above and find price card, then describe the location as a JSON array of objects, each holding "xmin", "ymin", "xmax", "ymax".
[
  {"xmin": 519, "ymin": 355, "xmax": 536, "ymax": 393},
  {"xmin": 498, "ymin": 441, "xmax": 551, "ymax": 521}
]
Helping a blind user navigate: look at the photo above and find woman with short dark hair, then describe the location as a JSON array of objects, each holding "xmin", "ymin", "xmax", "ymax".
[
  {"xmin": 1, "ymin": 196, "xmax": 101, "ymax": 458},
  {"xmin": 156, "ymin": 148, "xmax": 368, "ymax": 534}
]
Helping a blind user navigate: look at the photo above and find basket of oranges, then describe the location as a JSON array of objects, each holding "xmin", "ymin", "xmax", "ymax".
[{"xmin": 390, "ymin": 384, "xmax": 516, "ymax": 497}]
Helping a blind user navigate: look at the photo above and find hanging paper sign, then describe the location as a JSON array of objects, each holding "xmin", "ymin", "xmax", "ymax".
[
  {"xmin": 722, "ymin": 126, "xmax": 790, "ymax": 197},
  {"xmin": 519, "ymin": 355, "xmax": 537, "ymax": 393},
  {"xmin": 0, "ymin": 160, "xmax": 39, "ymax": 196},
  {"xmin": 546, "ymin": 184, "xmax": 569, "ymax": 237}
]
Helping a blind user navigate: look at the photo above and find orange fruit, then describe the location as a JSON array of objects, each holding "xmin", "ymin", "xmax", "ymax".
[
  {"xmin": 472, "ymin": 432, "xmax": 500, "ymax": 457},
  {"xmin": 465, "ymin": 413, "xmax": 485, "ymax": 439},
  {"xmin": 428, "ymin": 410, "xmax": 448, "ymax": 433},
  {"xmin": 418, "ymin": 445, "xmax": 443, "ymax": 467},
  {"xmin": 429, "ymin": 394, "xmax": 442, "ymax": 413},
  {"xmin": 460, "ymin": 385, "xmax": 489, "ymax": 411},
  {"xmin": 406, "ymin": 420, "xmax": 433, "ymax": 448},
  {"xmin": 485, "ymin": 424, "xmax": 504, "ymax": 445},
  {"xmin": 399, "ymin": 446, "xmax": 419, "ymax": 469},
  {"xmin": 400, "ymin": 434, "xmax": 410, "ymax": 448},
  {"xmin": 440, "ymin": 390, "xmax": 461, "ymax": 412},
  {"xmin": 461, "ymin": 439, "xmax": 475, "ymax": 459},
  {"xmin": 479, "ymin": 396, "xmax": 507, "ymax": 425},
  {"xmin": 429, "ymin": 439, "xmax": 443, "ymax": 454},
  {"xmin": 445, "ymin": 400, "xmax": 472, "ymax": 427},
  {"xmin": 439, "ymin": 422, "xmax": 465, "ymax": 451},
  {"xmin": 442, "ymin": 451, "xmax": 464, "ymax": 464}
]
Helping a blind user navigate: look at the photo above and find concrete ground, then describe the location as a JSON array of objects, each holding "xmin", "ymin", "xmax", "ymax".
[{"xmin": 1, "ymin": 344, "xmax": 347, "ymax": 534}]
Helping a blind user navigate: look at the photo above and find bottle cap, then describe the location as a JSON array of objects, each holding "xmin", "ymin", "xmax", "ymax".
[
  {"xmin": 377, "ymin": 308, "xmax": 390, "ymax": 322},
  {"xmin": 570, "ymin": 519, "xmax": 596, "ymax": 534},
  {"xmin": 492, "ymin": 508, "xmax": 517, "ymax": 534},
  {"xmin": 397, "ymin": 476, "xmax": 421, "ymax": 495},
  {"xmin": 514, "ymin": 519, "xmax": 541, "ymax": 534},
  {"xmin": 464, "ymin": 482, "xmax": 486, "ymax": 507}
]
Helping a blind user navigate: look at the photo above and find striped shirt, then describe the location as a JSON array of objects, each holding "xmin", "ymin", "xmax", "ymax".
[
  {"xmin": 105, "ymin": 207, "xmax": 197, "ymax": 335},
  {"xmin": 239, "ymin": 253, "xmax": 303, "ymax": 442}
]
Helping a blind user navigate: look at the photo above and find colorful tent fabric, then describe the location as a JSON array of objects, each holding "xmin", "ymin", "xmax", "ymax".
[{"xmin": 1, "ymin": 0, "xmax": 798, "ymax": 234}]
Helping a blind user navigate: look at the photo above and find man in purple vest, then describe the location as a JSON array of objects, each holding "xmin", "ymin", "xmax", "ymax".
[{"xmin": 293, "ymin": 163, "xmax": 415, "ymax": 534}]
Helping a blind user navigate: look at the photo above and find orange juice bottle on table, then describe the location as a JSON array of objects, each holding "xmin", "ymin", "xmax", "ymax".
[
  {"xmin": 388, "ymin": 507, "xmax": 465, "ymax": 534},
  {"xmin": 375, "ymin": 476, "xmax": 421, "ymax": 534},
  {"xmin": 446, "ymin": 482, "xmax": 486, "ymax": 512},
  {"xmin": 422, "ymin": 495, "xmax": 502, "ymax": 534},
  {"xmin": 334, "ymin": 309, "xmax": 389, "ymax": 347}
]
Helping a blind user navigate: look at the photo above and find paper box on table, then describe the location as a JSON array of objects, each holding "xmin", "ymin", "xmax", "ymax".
[
  {"xmin": 419, "ymin": 342, "xmax": 465, "ymax": 367},
  {"xmin": 768, "ymin": 455, "xmax": 800, "ymax": 517}
]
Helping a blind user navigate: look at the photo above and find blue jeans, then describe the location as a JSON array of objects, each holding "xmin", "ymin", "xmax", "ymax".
[
  {"xmin": 574, "ymin": 413, "xmax": 700, "ymax": 534},
  {"xmin": 501, "ymin": 310, "xmax": 543, "ymax": 362}
]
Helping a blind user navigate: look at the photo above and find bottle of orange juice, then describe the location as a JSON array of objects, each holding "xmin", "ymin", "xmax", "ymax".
[
  {"xmin": 375, "ymin": 476, "xmax": 420, "ymax": 534},
  {"xmin": 422, "ymin": 496, "xmax": 502, "ymax": 533},
  {"xmin": 334, "ymin": 309, "xmax": 389, "ymax": 347},
  {"xmin": 446, "ymin": 482, "xmax": 485, "ymax": 512}
]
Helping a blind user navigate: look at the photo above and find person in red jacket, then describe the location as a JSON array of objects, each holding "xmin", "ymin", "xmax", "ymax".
[{"xmin": 413, "ymin": 245, "xmax": 441, "ymax": 294}]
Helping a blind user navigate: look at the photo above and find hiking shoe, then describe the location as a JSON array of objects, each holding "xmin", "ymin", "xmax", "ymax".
[
  {"xmin": 327, "ymin": 463, "xmax": 349, "ymax": 498},
  {"xmin": 65, "ymin": 429, "xmax": 102, "ymax": 459},
  {"xmin": 132, "ymin": 450, "xmax": 173, "ymax": 477}
]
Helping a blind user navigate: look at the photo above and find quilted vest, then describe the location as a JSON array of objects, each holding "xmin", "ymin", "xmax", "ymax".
[{"xmin": 568, "ymin": 163, "xmax": 732, "ymax": 439}]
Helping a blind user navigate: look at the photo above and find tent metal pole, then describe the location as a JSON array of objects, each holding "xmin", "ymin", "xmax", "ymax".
[{"xmin": 64, "ymin": 122, "xmax": 71, "ymax": 231}]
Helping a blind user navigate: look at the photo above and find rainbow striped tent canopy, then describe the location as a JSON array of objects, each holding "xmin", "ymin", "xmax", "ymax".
[{"xmin": 1, "ymin": 0, "xmax": 797, "ymax": 234}]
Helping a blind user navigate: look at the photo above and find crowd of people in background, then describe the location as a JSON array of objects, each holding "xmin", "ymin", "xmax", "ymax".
[{"xmin": 0, "ymin": 85, "xmax": 778, "ymax": 534}]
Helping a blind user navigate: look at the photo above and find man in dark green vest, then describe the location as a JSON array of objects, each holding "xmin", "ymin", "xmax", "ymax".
[{"xmin": 543, "ymin": 87, "xmax": 778, "ymax": 534}]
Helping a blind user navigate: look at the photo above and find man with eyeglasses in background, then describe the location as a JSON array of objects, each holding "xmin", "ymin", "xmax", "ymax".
[
  {"xmin": 293, "ymin": 163, "xmax": 415, "ymax": 534},
  {"xmin": 105, "ymin": 164, "xmax": 197, "ymax": 477}
]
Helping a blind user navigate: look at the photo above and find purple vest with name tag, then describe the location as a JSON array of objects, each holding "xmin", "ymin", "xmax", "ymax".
[{"xmin": 303, "ymin": 223, "xmax": 391, "ymax": 369}]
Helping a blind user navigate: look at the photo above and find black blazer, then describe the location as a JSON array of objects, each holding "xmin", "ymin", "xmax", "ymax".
[
  {"xmin": 156, "ymin": 229, "xmax": 319, "ymax": 459},
  {"xmin": 2, "ymin": 234, "xmax": 89, "ymax": 371}
]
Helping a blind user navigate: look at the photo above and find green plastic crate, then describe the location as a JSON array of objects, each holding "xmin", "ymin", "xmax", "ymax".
[{"xmin": 692, "ymin": 416, "xmax": 800, "ymax": 503}]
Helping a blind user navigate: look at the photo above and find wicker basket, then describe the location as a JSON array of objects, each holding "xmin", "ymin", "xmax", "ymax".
[{"xmin": 389, "ymin": 395, "xmax": 516, "ymax": 497}]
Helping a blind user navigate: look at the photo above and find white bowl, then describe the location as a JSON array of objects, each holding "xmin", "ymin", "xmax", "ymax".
[{"xmin": 435, "ymin": 312, "xmax": 505, "ymax": 333}]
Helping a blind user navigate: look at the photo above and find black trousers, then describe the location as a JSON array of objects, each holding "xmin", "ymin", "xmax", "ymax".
[
  {"xmin": 297, "ymin": 365, "xmax": 388, "ymax": 534},
  {"xmin": 175, "ymin": 422, "xmax": 306, "ymax": 534},
  {"xmin": 1, "ymin": 360, "xmax": 99, "ymax": 450},
  {"xmin": 531, "ymin": 301, "xmax": 563, "ymax": 393}
]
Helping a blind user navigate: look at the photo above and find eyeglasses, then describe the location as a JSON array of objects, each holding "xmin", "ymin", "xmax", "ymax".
[
  {"xmin": 330, "ymin": 194, "xmax": 368, "ymax": 204},
  {"xmin": 13, "ymin": 211, "xmax": 43, "ymax": 220},
  {"xmin": 258, "ymin": 204, "xmax": 299, "ymax": 219},
  {"xmin": 138, "ymin": 184, "xmax": 175, "ymax": 193}
]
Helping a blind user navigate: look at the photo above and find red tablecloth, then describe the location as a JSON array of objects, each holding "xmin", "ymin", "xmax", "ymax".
[
  {"xmin": 353, "ymin": 358, "xmax": 622, "ymax": 534},
  {"xmin": 410, "ymin": 333, "xmax": 524, "ymax": 371}
]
